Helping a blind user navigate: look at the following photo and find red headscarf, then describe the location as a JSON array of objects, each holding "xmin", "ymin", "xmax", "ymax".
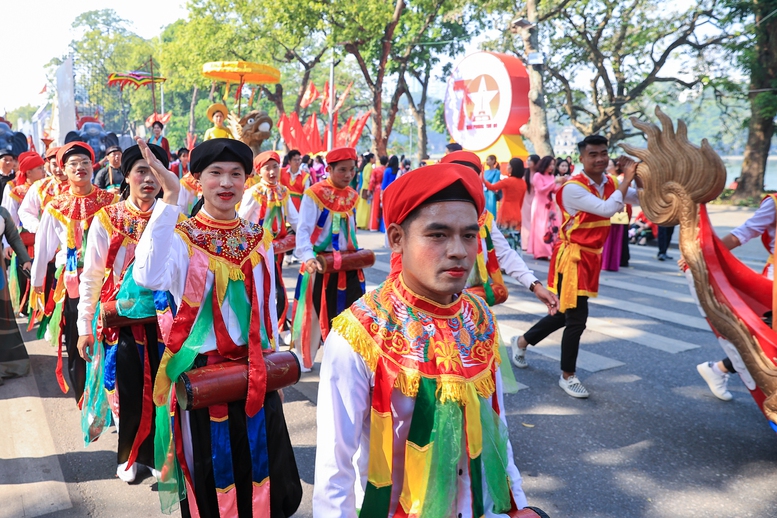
[
  {"xmin": 439, "ymin": 150, "xmax": 483, "ymax": 173},
  {"xmin": 325, "ymin": 147, "xmax": 357, "ymax": 164},
  {"xmin": 253, "ymin": 150, "xmax": 280, "ymax": 172},
  {"xmin": 16, "ymin": 151, "xmax": 45, "ymax": 185},
  {"xmin": 56, "ymin": 142, "xmax": 95, "ymax": 168},
  {"xmin": 382, "ymin": 163, "xmax": 484, "ymax": 277}
]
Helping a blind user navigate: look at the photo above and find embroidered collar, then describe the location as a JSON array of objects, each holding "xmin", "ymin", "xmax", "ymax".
[{"xmin": 394, "ymin": 274, "xmax": 463, "ymax": 318}]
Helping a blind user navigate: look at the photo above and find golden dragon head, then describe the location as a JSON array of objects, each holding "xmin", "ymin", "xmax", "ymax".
[{"xmin": 619, "ymin": 107, "xmax": 727, "ymax": 226}]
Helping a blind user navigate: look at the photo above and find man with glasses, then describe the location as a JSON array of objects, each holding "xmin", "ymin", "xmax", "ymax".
[{"xmin": 30, "ymin": 142, "xmax": 116, "ymax": 404}]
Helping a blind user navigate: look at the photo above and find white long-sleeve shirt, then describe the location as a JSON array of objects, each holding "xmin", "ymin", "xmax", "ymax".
[
  {"xmin": 18, "ymin": 179, "xmax": 45, "ymax": 233},
  {"xmin": 1, "ymin": 187, "xmax": 22, "ymax": 228},
  {"xmin": 31, "ymin": 204, "xmax": 69, "ymax": 288},
  {"xmin": 730, "ymin": 196, "xmax": 775, "ymax": 254},
  {"xmin": 489, "ymin": 219, "xmax": 538, "ymax": 289},
  {"xmin": 561, "ymin": 172, "xmax": 639, "ymax": 218},
  {"xmin": 313, "ymin": 330, "xmax": 528, "ymax": 517},
  {"xmin": 76, "ymin": 200, "xmax": 153, "ymax": 336},
  {"xmin": 238, "ymin": 183, "xmax": 299, "ymax": 231},
  {"xmin": 132, "ymin": 201, "xmax": 278, "ymax": 353},
  {"xmin": 295, "ymin": 193, "xmax": 358, "ymax": 263}
]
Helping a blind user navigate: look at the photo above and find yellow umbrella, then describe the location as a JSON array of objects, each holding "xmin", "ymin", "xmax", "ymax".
[{"xmin": 202, "ymin": 61, "xmax": 281, "ymax": 114}]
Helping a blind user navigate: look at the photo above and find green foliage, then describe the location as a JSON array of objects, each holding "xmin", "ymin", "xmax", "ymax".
[{"xmin": 5, "ymin": 105, "xmax": 38, "ymax": 128}]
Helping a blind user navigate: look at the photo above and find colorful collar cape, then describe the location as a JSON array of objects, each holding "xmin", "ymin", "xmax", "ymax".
[
  {"xmin": 250, "ymin": 179, "xmax": 290, "ymax": 238},
  {"xmin": 332, "ymin": 275, "xmax": 516, "ymax": 517}
]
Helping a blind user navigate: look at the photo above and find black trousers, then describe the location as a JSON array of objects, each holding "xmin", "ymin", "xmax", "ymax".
[
  {"xmin": 523, "ymin": 275, "xmax": 589, "ymax": 374},
  {"xmin": 620, "ymin": 222, "xmax": 631, "ymax": 267},
  {"xmin": 181, "ymin": 389, "xmax": 303, "ymax": 518},
  {"xmin": 274, "ymin": 257, "xmax": 288, "ymax": 326},
  {"xmin": 115, "ymin": 324, "xmax": 161, "ymax": 467},
  {"xmin": 311, "ymin": 270, "xmax": 364, "ymax": 326},
  {"xmin": 657, "ymin": 226, "xmax": 675, "ymax": 255},
  {"xmin": 63, "ymin": 295, "xmax": 86, "ymax": 402}
]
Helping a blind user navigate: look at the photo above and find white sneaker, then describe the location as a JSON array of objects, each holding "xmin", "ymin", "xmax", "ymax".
[
  {"xmin": 116, "ymin": 461, "xmax": 138, "ymax": 483},
  {"xmin": 559, "ymin": 375, "xmax": 590, "ymax": 398},
  {"xmin": 696, "ymin": 362, "xmax": 732, "ymax": 401},
  {"xmin": 510, "ymin": 336, "xmax": 528, "ymax": 369},
  {"xmin": 150, "ymin": 467, "xmax": 162, "ymax": 480}
]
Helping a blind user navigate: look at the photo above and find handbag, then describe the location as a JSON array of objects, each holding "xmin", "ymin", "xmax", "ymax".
[{"xmin": 610, "ymin": 210, "xmax": 629, "ymax": 225}]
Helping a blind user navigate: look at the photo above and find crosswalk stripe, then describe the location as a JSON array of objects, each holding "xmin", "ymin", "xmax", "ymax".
[
  {"xmin": 498, "ymin": 322, "xmax": 625, "ymax": 372},
  {"xmin": 499, "ymin": 297, "xmax": 701, "ymax": 353}
]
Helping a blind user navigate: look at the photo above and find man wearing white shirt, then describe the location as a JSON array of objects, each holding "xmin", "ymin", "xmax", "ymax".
[{"xmin": 512, "ymin": 134, "xmax": 640, "ymax": 398}]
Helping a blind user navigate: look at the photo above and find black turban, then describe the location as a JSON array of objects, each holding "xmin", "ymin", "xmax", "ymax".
[
  {"xmin": 189, "ymin": 138, "xmax": 253, "ymax": 176},
  {"xmin": 120, "ymin": 143, "xmax": 169, "ymax": 175}
]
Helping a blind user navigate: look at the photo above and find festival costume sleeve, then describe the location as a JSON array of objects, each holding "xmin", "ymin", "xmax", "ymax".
[
  {"xmin": 237, "ymin": 187, "xmax": 260, "ymax": 223},
  {"xmin": 495, "ymin": 369, "xmax": 529, "ymax": 509},
  {"xmin": 1, "ymin": 208, "xmax": 30, "ymax": 263},
  {"xmin": 313, "ymin": 329, "xmax": 373, "ymax": 516},
  {"xmin": 31, "ymin": 209, "xmax": 61, "ymax": 288},
  {"xmin": 176, "ymin": 185, "xmax": 195, "ymax": 216},
  {"xmin": 18, "ymin": 181, "xmax": 41, "ymax": 233},
  {"xmin": 76, "ymin": 214, "xmax": 110, "ymax": 336},
  {"xmin": 295, "ymin": 193, "xmax": 319, "ymax": 263},
  {"xmin": 2, "ymin": 193, "xmax": 21, "ymax": 228},
  {"xmin": 731, "ymin": 197, "xmax": 775, "ymax": 247},
  {"xmin": 624, "ymin": 186, "xmax": 640, "ymax": 205},
  {"xmin": 132, "ymin": 201, "xmax": 186, "ymax": 298},
  {"xmin": 561, "ymin": 182, "xmax": 624, "ymax": 218},
  {"xmin": 286, "ymin": 195, "xmax": 299, "ymax": 229},
  {"xmin": 490, "ymin": 219, "xmax": 538, "ymax": 289}
]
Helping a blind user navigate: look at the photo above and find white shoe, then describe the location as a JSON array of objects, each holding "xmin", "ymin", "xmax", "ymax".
[
  {"xmin": 559, "ymin": 375, "xmax": 589, "ymax": 398},
  {"xmin": 150, "ymin": 467, "xmax": 162, "ymax": 480},
  {"xmin": 696, "ymin": 362, "xmax": 732, "ymax": 401},
  {"xmin": 116, "ymin": 461, "xmax": 138, "ymax": 483},
  {"xmin": 510, "ymin": 336, "xmax": 528, "ymax": 369}
]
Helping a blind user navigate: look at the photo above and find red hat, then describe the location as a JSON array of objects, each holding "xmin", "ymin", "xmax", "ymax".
[
  {"xmin": 45, "ymin": 146, "xmax": 60, "ymax": 160},
  {"xmin": 253, "ymin": 150, "xmax": 280, "ymax": 172},
  {"xmin": 18, "ymin": 151, "xmax": 44, "ymax": 173},
  {"xmin": 383, "ymin": 163, "xmax": 484, "ymax": 227},
  {"xmin": 439, "ymin": 150, "xmax": 483, "ymax": 173},
  {"xmin": 325, "ymin": 147, "xmax": 357, "ymax": 164},
  {"xmin": 57, "ymin": 142, "xmax": 95, "ymax": 168}
]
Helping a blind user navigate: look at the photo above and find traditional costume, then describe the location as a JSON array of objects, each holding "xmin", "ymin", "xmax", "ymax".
[
  {"xmin": 522, "ymin": 170, "xmax": 638, "ymax": 387},
  {"xmin": 280, "ymin": 164, "xmax": 310, "ymax": 212},
  {"xmin": 239, "ymin": 151, "xmax": 299, "ymax": 325},
  {"xmin": 178, "ymin": 172, "xmax": 202, "ymax": 217},
  {"xmin": 30, "ymin": 142, "xmax": 116, "ymax": 403},
  {"xmin": 355, "ymin": 156, "xmax": 373, "ymax": 229},
  {"xmin": 18, "ymin": 147, "xmax": 69, "ymax": 234},
  {"xmin": 203, "ymin": 103, "xmax": 235, "ymax": 141},
  {"xmin": 2, "ymin": 151, "xmax": 45, "ymax": 314},
  {"xmin": 133, "ymin": 139, "xmax": 301, "ymax": 517},
  {"xmin": 368, "ymin": 162, "xmax": 385, "ymax": 231},
  {"xmin": 0, "ymin": 206, "xmax": 32, "ymax": 383},
  {"xmin": 313, "ymin": 164, "xmax": 531, "ymax": 517},
  {"xmin": 77, "ymin": 144, "xmax": 169, "ymax": 482},
  {"xmin": 291, "ymin": 147, "xmax": 367, "ymax": 371}
]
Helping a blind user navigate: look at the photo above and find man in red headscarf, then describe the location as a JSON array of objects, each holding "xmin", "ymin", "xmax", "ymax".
[
  {"xmin": 290, "ymin": 147, "xmax": 364, "ymax": 372},
  {"xmin": 1, "ymin": 151, "xmax": 46, "ymax": 313},
  {"xmin": 239, "ymin": 150, "xmax": 299, "ymax": 328},
  {"xmin": 30, "ymin": 142, "xmax": 116, "ymax": 404},
  {"xmin": 314, "ymin": 163, "xmax": 547, "ymax": 518}
]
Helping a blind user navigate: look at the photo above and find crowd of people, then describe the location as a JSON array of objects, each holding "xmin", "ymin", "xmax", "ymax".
[{"xmin": 0, "ymin": 117, "xmax": 760, "ymax": 516}]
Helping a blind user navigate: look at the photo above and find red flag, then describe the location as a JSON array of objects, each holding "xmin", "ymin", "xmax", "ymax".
[
  {"xmin": 307, "ymin": 114, "xmax": 324, "ymax": 154},
  {"xmin": 332, "ymin": 82, "xmax": 354, "ymax": 114},
  {"xmin": 277, "ymin": 114, "xmax": 295, "ymax": 149},
  {"xmin": 320, "ymin": 81, "xmax": 332, "ymax": 114},
  {"xmin": 300, "ymin": 83, "xmax": 320, "ymax": 110},
  {"xmin": 347, "ymin": 111, "xmax": 372, "ymax": 147},
  {"xmin": 335, "ymin": 116, "xmax": 353, "ymax": 148},
  {"xmin": 39, "ymin": 85, "xmax": 47, "ymax": 95},
  {"xmin": 289, "ymin": 112, "xmax": 310, "ymax": 155}
]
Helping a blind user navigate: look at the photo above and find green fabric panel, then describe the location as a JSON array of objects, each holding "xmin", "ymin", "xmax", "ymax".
[
  {"xmin": 406, "ymin": 377, "xmax": 437, "ymax": 447},
  {"xmin": 479, "ymin": 396, "xmax": 512, "ymax": 513},
  {"xmin": 226, "ymin": 279, "xmax": 251, "ymax": 343},
  {"xmin": 498, "ymin": 340, "xmax": 520, "ymax": 394},
  {"xmin": 359, "ymin": 483, "xmax": 392, "ymax": 518},
  {"xmin": 81, "ymin": 301, "xmax": 111, "ymax": 446},
  {"xmin": 153, "ymin": 403, "xmax": 186, "ymax": 514},
  {"xmin": 421, "ymin": 400, "xmax": 462, "ymax": 518},
  {"xmin": 116, "ymin": 264, "xmax": 156, "ymax": 319},
  {"xmin": 167, "ymin": 288, "xmax": 215, "ymax": 382},
  {"xmin": 470, "ymin": 454, "xmax": 485, "ymax": 518}
]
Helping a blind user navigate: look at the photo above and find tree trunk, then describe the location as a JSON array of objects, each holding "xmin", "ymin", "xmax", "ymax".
[
  {"xmin": 518, "ymin": 0, "xmax": 554, "ymax": 156},
  {"xmin": 188, "ymin": 85, "xmax": 198, "ymax": 135},
  {"xmin": 414, "ymin": 108, "xmax": 428, "ymax": 162},
  {"xmin": 733, "ymin": 0, "xmax": 777, "ymax": 200},
  {"xmin": 208, "ymin": 82, "xmax": 216, "ymax": 103}
]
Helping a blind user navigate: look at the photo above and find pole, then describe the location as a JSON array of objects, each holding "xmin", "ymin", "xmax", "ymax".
[
  {"xmin": 327, "ymin": 46, "xmax": 335, "ymax": 151},
  {"xmin": 149, "ymin": 57, "xmax": 157, "ymax": 114},
  {"xmin": 161, "ymin": 83, "xmax": 165, "ymax": 117}
]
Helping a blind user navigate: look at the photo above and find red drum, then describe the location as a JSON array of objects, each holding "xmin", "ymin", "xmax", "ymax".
[
  {"xmin": 316, "ymin": 249, "xmax": 376, "ymax": 273},
  {"xmin": 176, "ymin": 351, "xmax": 301, "ymax": 411},
  {"xmin": 101, "ymin": 300, "xmax": 158, "ymax": 328},
  {"xmin": 272, "ymin": 233, "xmax": 296, "ymax": 254}
]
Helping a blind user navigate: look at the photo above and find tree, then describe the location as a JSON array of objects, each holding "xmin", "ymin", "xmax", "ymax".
[{"xmin": 731, "ymin": 0, "xmax": 777, "ymax": 199}]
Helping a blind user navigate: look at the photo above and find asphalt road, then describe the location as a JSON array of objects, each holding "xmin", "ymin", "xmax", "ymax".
[{"xmin": 3, "ymin": 220, "xmax": 776, "ymax": 518}]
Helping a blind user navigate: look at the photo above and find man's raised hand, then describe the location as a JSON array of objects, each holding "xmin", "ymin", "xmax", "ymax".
[{"xmin": 135, "ymin": 137, "xmax": 180, "ymax": 204}]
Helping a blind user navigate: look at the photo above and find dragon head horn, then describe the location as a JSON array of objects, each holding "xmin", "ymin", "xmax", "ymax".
[{"xmin": 619, "ymin": 106, "xmax": 726, "ymax": 226}]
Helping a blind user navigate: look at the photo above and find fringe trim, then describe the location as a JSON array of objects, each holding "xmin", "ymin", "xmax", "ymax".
[{"xmin": 332, "ymin": 310, "xmax": 498, "ymax": 406}]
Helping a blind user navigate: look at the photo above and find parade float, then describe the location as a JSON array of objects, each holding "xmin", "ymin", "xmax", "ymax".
[
  {"xmin": 443, "ymin": 51, "xmax": 531, "ymax": 163},
  {"xmin": 624, "ymin": 108, "xmax": 777, "ymax": 433}
]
